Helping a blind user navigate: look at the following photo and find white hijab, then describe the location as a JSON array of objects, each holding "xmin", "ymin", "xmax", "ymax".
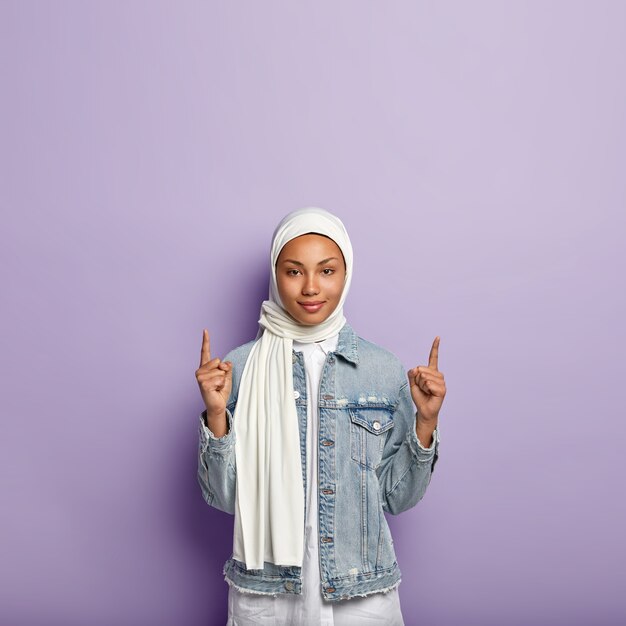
[{"xmin": 232, "ymin": 207, "xmax": 353, "ymax": 570}]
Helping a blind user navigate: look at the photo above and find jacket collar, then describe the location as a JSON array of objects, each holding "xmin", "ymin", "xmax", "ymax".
[
  {"xmin": 334, "ymin": 320, "xmax": 359, "ymax": 365},
  {"xmin": 293, "ymin": 334, "xmax": 337, "ymax": 357}
]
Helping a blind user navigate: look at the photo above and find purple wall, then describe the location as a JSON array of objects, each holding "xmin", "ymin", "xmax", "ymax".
[{"xmin": 1, "ymin": 2, "xmax": 624, "ymax": 625}]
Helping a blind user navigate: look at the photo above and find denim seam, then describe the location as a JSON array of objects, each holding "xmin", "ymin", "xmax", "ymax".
[
  {"xmin": 385, "ymin": 456, "xmax": 417, "ymax": 499},
  {"xmin": 197, "ymin": 468, "xmax": 214, "ymax": 506},
  {"xmin": 338, "ymin": 578, "xmax": 401, "ymax": 600},
  {"xmin": 223, "ymin": 577, "xmax": 279, "ymax": 597},
  {"xmin": 375, "ymin": 490, "xmax": 384, "ymax": 569},
  {"xmin": 330, "ymin": 561, "xmax": 398, "ymax": 582}
]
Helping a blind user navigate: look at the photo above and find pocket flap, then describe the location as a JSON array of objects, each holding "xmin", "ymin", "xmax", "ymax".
[{"xmin": 348, "ymin": 408, "xmax": 395, "ymax": 435}]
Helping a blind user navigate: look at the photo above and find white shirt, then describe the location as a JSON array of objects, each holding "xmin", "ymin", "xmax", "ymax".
[{"xmin": 227, "ymin": 334, "xmax": 405, "ymax": 625}]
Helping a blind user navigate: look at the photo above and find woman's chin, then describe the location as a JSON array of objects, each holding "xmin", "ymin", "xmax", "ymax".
[{"xmin": 287, "ymin": 309, "xmax": 327, "ymax": 326}]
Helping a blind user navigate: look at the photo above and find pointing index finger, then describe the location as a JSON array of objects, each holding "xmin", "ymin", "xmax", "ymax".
[
  {"xmin": 428, "ymin": 336, "xmax": 440, "ymax": 370},
  {"xmin": 200, "ymin": 329, "xmax": 211, "ymax": 367}
]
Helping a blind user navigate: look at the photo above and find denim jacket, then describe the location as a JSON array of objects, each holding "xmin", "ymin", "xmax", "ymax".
[{"xmin": 197, "ymin": 321, "xmax": 440, "ymax": 601}]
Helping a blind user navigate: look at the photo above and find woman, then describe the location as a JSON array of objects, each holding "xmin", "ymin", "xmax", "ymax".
[{"xmin": 196, "ymin": 207, "xmax": 445, "ymax": 625}]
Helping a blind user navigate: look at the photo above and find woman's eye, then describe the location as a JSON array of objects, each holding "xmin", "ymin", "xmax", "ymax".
[
  {"xmin": 322, "ymin": 268, "xmax": 335, "ymax": 275},
  {"xmin": 287, "ymin": 269, "xmax": 301, "ymax": 276}
]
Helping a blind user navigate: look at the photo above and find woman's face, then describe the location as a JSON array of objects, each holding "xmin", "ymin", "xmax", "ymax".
[{"xmin": 276, "ymin": 233, "xmax": 346, "ymax": 326}]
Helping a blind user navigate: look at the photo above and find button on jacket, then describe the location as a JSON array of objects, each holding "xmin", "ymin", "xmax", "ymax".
[{"xmin": 197, "ymin": 321, "xmax": 440, "ymax": 601}]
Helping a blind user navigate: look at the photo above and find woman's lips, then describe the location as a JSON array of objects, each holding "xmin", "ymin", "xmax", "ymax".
[{"xmin": 298, "ymin": 301, "xmax": 325, "ymax": 313}]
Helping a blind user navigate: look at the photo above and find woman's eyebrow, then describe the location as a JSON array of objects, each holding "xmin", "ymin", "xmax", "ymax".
[{"xmin": 281, "ymin": 257, "xmax": 340, "ymax": 266}]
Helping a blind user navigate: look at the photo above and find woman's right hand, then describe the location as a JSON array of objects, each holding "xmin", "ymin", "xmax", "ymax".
[{"xmin": 195, "ymin": 329, "xmax": 232, "ymax": 417}]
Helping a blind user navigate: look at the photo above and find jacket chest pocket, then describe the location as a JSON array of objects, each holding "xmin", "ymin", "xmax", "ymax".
[{"xmin": 348, "ymin": 407, "xmax": 395, "ymax": 470}]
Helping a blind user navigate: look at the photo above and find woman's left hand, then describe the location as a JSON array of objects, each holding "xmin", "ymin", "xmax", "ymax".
[{"xmin": 407, "ymin": 336, "xmax": 446, "ymax": 422}]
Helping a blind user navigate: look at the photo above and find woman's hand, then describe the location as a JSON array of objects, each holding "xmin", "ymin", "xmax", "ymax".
[
  {"xmin": 407, "ymin": 336, "xmax": 446, "ymax": 423},
  {"xmin": 195, "ymin": 329, "xmax": 232, "ymax": 418}
]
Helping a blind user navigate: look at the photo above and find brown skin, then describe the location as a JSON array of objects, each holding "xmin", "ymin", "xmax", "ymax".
[
  {"xmin": 275, "ymin": 233, "xmax": 346, "ymax": 325},
  {"xmin": 195, "ymin": 329, "xmax": 232, "ymax": 438},
  {"xmin": 409, "ymin": 336, "xmax": 445, "ymax": 447},
  {"xmin": 196, "ymin": 233, "xmax": 446, "ymax": 445}
]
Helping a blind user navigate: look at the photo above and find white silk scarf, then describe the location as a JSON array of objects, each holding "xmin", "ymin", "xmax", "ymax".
[{"xmin": 232, "ymin": 207, "xmax": 353, "ymax": 570}]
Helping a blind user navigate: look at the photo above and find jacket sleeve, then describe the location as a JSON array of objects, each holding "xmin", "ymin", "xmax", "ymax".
[
  {"xmin": 197, "ymin": 404, "xmax": 237, "ymax": 514},
  {"xmin": 375, "ymin": 362, "xmax": 440, "ymax": 515},
  {"xmin": 197, "ymin": 346, "xmax": 239, "ymax": 515}
]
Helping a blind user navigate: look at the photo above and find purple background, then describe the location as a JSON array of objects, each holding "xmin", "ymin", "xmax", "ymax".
[{"xmin": 2, "ymin": 2, "xmax": 625, "ymax": 625}]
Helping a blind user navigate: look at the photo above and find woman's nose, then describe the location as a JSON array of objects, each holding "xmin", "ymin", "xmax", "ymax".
[{"xmin": 302, "ymin": 275, "xmax": 319, "ymax": 295}]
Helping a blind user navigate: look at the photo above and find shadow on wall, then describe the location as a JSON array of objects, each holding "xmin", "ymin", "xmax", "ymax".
[
  {"xmin": 171, "ymin": 397, "xmax": 233, "ymax": 625},
  {"xmin": 175, "ymin": 261, "xmax": 269, "ymax": 624}
]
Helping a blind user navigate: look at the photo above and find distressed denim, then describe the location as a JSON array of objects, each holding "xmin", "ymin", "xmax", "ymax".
[{"xmin": 197, "ymin": 321, "xmax": 440, "ymax": 601}]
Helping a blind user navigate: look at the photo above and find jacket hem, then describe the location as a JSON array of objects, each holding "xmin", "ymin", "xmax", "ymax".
[
  {"xmin": 322, "ymin": 564, "xmax": 402, "ymax": 601},
  {"xmin": 223, "ymin": 558, "xmax": 302, "ymax": 596},
  {"xmin": 223, "ymin": 557, "xmax": 402, "ymax": 602},
  {"xmin": 337, "ymin": 577, "xmax": 401, "ymax": 600},
  {"xmin": 223, "ymin": 576, "xmax": 279, "ymax": 598}
]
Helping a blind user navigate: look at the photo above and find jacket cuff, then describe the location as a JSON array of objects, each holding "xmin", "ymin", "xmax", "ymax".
[
  {"xmin": 199, "ymin": 408, "xmax": 234, "ymax": 453},
  {"xmin": 407, "ymin": 426, "xmax": 439, "ymax": 462}
]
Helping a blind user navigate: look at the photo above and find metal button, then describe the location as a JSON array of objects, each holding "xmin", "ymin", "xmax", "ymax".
[
  {"xmin": 293, "ymin": 390, "xmax": 300, "ymax": 399},
  {"xmin": 373, "ymin": 421, "xmax": 381, "ymax": 431},
  {"xmin": 326, "ymin": 586, "xmax": 336, "ymax": 593},
  {"xmin": 284, "ymin": 581, "xmax": 294, "ymax": 591}
]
